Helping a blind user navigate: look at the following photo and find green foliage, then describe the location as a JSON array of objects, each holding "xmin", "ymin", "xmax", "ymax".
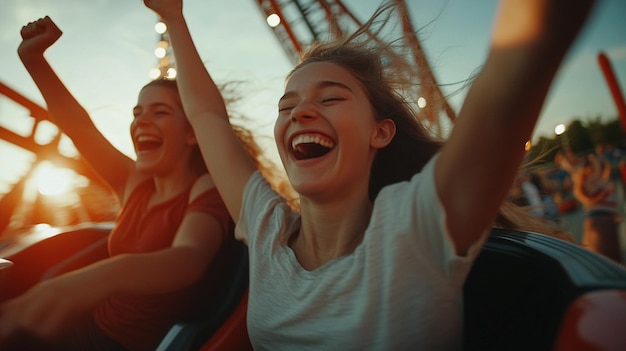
[
  {"xmin": 531, "ymin": 117, "xmax": 625, "ymax": 160},
  {"xmin": 585, "ymin": 117, "xmax": 624, "ymax": 146},
  {"xmin": 564, "ymin": 119, "xmax": 595, "ymax": 154}
]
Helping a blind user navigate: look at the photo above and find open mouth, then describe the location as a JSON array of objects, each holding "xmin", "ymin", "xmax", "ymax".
[
  {"xmin": 135, "ymin": 135, "xmax": 162, "ymax": 152},
  {"xmin": 291, "ymin": 133, "xmax": 335, "ymax": 160}
]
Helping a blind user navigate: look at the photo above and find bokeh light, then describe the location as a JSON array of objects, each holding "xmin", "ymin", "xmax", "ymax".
[
  {"xmin": 417, "ymin": 97, "xmax": 427, "ymax": 109},
  {"xmin": 554, "ymin": 124, "xmax": 566, "ymax": 136},
  {"xmin": 154, "ymin": 21, "xmax": 167, "ymax": 34},
  {"xmin": 266, "ymin": 14, "xmax": 281, "ymax": 28}
]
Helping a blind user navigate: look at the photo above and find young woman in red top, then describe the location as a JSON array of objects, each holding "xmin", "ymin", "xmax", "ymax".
[{"xmin": 0, "ymin": 16, "xmax": 260, "ymax": 351}]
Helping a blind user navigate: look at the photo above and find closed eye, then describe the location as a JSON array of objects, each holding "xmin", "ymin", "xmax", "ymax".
[
  {"xmin": 321, "ymin": 97, "xmax": 344, "ymax": 103},
  {"xmin": 278, "ymin": 105, "xmax": 294, "ymax": 114}
]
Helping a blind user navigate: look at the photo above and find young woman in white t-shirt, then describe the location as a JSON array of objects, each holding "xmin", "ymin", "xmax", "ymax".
[{"xmin": 144, "ymin": 0, "xmax": 595, "ymax": 349}]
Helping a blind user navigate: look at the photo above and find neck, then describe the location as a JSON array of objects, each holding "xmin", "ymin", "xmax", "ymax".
[
  {"xmin": 290, "ymin": 193, "xmax": 373, "ymax": 270},
  {"xmin": 150, "ymin": 171, "xmax": 196, "ymax": 206}
]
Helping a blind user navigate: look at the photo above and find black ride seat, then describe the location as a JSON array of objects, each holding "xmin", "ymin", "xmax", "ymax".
[
  {"xmin": 463, "ymin": 228, "xmax": 626, "ymax": 351},
  {"xmin": 156, "ymin": 242, "xmax": 250, "ymax": 351}
]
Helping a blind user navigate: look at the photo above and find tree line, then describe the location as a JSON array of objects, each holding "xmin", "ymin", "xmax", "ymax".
[{"xmin": 528, "ymin": 117, "xmax": 625, "ymax": 163}]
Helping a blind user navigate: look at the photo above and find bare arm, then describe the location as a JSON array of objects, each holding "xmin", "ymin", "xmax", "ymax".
[
  {"xmin": 0, "ymin": 193, "xmax": 224, "ymax": 341},
  {"xmin": 143, "ymin": 0, "xmax": 257, "ymax": 221},
  {"xmin": 435, "ymin": 0, "xmax": 595, "ymax": 255},
  {"xmin": 571, "ymin": 170, "xmax": 611, "ymax": 208},
  {"xmin": 18, "ymin": 16, "xmax": 135, "ymax": 199},
  {"xmin": 600, "ymin": 158, "xmax": 612, "ymax": 182}
]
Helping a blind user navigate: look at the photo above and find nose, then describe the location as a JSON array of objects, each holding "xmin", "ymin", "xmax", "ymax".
[
  {"xmin": 290, "ymin": 100, "xmax": 317, "ymax": 122},
  {"xmin": 132, "ymin": 111, "xmax": 151, "ymax": 127}
]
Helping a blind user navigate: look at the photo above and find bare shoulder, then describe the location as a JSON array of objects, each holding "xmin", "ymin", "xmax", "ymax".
[{"xmin": 189, "ymin": 173, "xmax": 216, "ymax": 203}]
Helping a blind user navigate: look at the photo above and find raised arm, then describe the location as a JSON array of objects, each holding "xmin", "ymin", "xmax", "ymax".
[
  {"xmin": 18, "ymin": 16, "xmax": 135, "ymax": 198},
  {"xmin": 571, "ymin": 171, "xmax": 611, "ymax": 209},
  {"xmin": 143, "ymin": 0, "xmax": 257, "ymax": 220},
  {"xmin": 435, "ymin": 0, "xmax": 595, "ymax": 255}
]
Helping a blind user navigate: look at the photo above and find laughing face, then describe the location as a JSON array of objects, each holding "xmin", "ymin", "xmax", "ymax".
[
  {"xmin": 131, "ymin": 84, "xmax": 197, "ymax": 175},
  {"xmin": 275, "ymin": 61, "xmax": 393, "ymax": 200}
]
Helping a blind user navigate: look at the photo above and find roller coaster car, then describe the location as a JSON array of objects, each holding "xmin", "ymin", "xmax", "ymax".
[
  {"xmin": 2, "ymin": 225, "xmax": 625, "ymax": 350},
  {"xmin": 465, "ymin": 228, "xmax": 626, "ymax": 351}
]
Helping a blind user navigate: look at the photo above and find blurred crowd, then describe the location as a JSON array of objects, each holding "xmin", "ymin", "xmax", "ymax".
[{"xmin": 510, "ymin": 143, "xmax": 625, "ymax": 263}]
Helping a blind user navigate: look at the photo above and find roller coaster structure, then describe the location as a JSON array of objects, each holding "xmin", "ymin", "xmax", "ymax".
[{"xmin": 254, "ymin": 0, "xmax": 457, "ymax": 136}]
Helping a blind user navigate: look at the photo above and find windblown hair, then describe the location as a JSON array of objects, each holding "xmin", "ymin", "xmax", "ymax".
[{"xmin": 289, "ymin": 2, "xmax": 572, "ymax": 241}]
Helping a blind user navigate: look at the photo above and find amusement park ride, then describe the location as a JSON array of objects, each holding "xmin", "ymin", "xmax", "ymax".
[{"xmin": 1, "ymin": 1, "xmax": 625, "ymax": 350}]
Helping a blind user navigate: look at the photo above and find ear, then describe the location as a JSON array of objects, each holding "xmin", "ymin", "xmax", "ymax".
[
  {"xmin": 371, "ymin": 118, "xmax": 396, "ymax": 149},
  {"xmin": 186, "ymin": 129, "xmax": 198, "ymax": 146}
]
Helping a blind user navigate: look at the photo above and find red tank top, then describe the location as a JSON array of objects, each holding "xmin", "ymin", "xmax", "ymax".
[{"xmin": 93, "ymin": 179, "xmax": 239, "ymax": 351}]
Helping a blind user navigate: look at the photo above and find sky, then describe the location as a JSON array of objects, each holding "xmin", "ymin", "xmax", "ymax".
[{"xmin": 1, "ymin": 0, "xmax": 625, "ymax": 194}]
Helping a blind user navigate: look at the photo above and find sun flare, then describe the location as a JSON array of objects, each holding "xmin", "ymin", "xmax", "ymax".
[{"xmin": 34, "ymin": 162, "xmax": 73, "ymax": 196}]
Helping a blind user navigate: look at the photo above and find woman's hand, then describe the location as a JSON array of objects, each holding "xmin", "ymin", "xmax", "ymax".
[
  {"xmin": 0, "ymin": 273, "xmax": 100, "ymax": 343},
  {"xmin": 18, "ymin": 16, "xmax": 62, "ymax": 61}
]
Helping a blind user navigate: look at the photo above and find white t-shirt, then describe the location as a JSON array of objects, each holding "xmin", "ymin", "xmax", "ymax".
[{"xmin": 236, "ymin": 155, "xmax": 487, "ymax": 350}]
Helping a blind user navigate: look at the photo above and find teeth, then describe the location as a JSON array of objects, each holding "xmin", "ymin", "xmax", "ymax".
[
  {"xmin": 137, "ymin": 135, "xmax": 161, "ymax": 143},
  {"xmin": 291, "ymin": 134, "xmax": 335, "ymax": 149}
]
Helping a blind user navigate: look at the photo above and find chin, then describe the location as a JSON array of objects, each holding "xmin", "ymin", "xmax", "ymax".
[
  {"xmin": 135, "ymin": 161, "xmax": 158, "ymax": 175},
  {"xmin": 290, "ymin": 178, "xmax": 328, "ymax": 199}
]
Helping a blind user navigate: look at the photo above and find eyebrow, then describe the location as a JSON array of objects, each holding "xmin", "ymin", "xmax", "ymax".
[{"xmin": 279, "ymin": 80, "xmax": 354, "ymax": 103}]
